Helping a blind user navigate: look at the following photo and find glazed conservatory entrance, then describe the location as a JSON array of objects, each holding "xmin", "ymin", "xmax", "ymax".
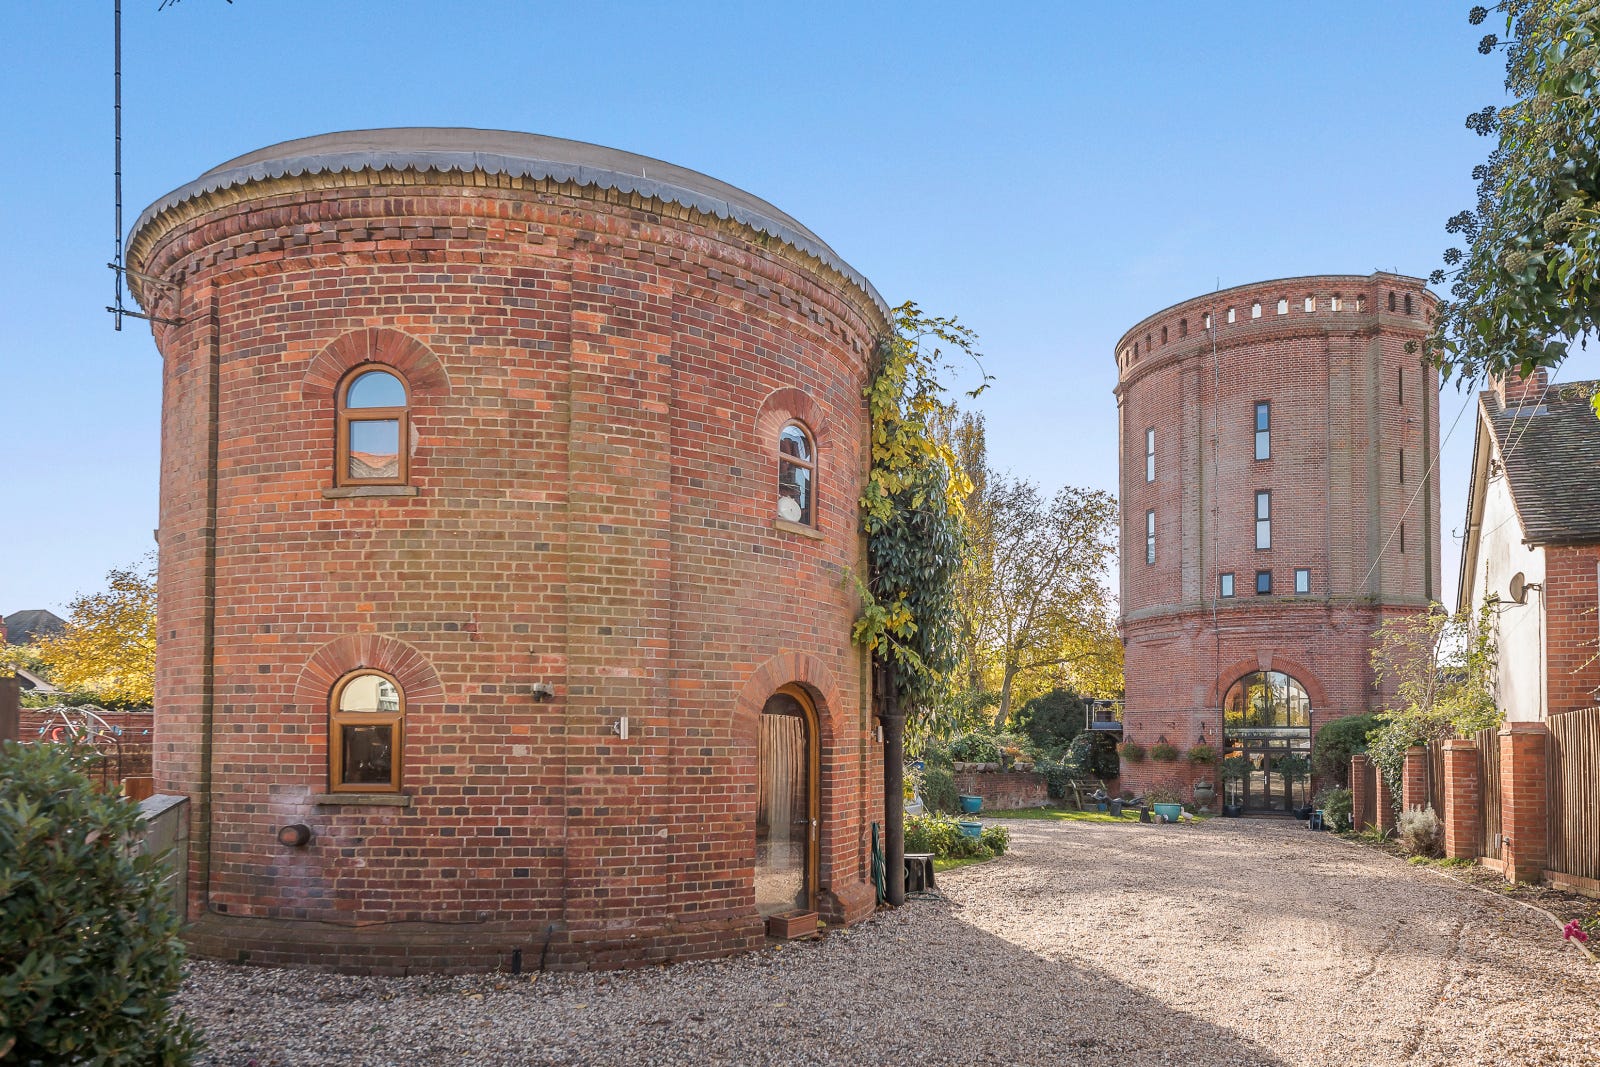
[{"xmin": 1222, "ymin": 670, "xmax": 1313, "ymax": 814}]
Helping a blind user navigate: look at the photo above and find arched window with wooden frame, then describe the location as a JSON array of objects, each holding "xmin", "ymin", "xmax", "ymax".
[
  {"xmin": 329, "ymin": 670, "xmax": 404, "ymax": 792},
  {"xmin": 777, "ymin": 421, "xmax": 816, "ymax": 527},
  {"xmin": 336, "ymin": 365, "xmax": 409, "ymax": 486}
]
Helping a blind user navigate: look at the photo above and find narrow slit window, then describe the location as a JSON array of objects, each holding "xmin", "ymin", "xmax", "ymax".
[
  {"xmin": 1203, "ymin": 312, "xmax": 1212, "ymax": 330},
  {"xmin": 1304, "ymin": 295, "xmax": 1315, "ymax": 313},
  {"xmin": 1220, "ymin": 572, "xmax": 1235, "ymax": 598},
  {"xmin": 1294, "ymin": 568, "xmax": 1310, "ymax": 595},
  {"xmin": 1389, "ymin": 291, "xmax": 1397, "ymax": 311},
  {"xmin": 1399, "ymin": 523, "xmax": 1406, "ymax": 553},
  {"xmin": 1146, "ymin": 509, "xmax": 1156, "ymax": 565},
  {"xmin": 1277, "ymin": 297, "xmax": 1288, "ymax": 315},
  {"xmin": 1162, "ymin": 325, "xmax": 1169, "ymax": 344},
  {"xmin": 1254, "ymin": 401, "xmax": 1271, "ymax": 461},
  {"xmin": 1255, "ymin": 490, "xmax": 1271, "ymax": 550},
  {"xmin": 1356, "ymin": 294, "xmax": 1366, "ymax": 312},
  {"xmin": 1331, "ymin": 294, "xmax": 1343, "ymax": 312},
  {"xmin": 1145, "ymin": 428, "xmax": 1155, "ymax": 482},
  {"xmin": 777, "ymin": 422, "xmax": 816, "ymax": 526},
  {"xmin": 1251, "ymin": 302, "xmax": 1262, "ymax": 319},
  {"xmin": 1404, "ymin": 294, "xmax": 1414, "ymax": 315},
  {"xmin": 1227, "ymin": 307, "xmax": 1236, "ymax": 324},
  {"xmin": 1399, "ymin": 449, "xmax": 1405, "ymax": 484},
  {"xmin": 1398, "ymin": 367, "xmax": 1405, "ymax": 405},
  {"xmin": 1256, "ymin": 569, "xmax": 1273, "ymax": 595},
  {"xmin": 337, "ymin": 366, "xmax": 409, "ymax": 487},
  {"xmin": 1180, "ymin": 318, "xmax": 1188, "ymax": 337}
]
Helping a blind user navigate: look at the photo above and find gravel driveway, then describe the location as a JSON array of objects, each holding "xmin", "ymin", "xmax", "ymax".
[{"xmin": 180, "ymin": 817, "xmax": 1600, "ymax": 1066}]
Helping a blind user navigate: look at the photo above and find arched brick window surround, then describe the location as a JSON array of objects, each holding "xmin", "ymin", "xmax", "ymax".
[
  {"xmin": 757, "ymin": 387, "xmax": 827, "ymax": 525},
  {"xmin": 301, "ymin": 328, "xmax": 450, "ymax": 403},
  {"xmin": 733, "ymin": 651, "xmax": 840, "ymax": 744},
  {"xmin": 294, "ymin": 634, "xmax": 445, "ymax": 709},
  {"xmin": 1208, "ymin": 656, "xmax": 1328, "ymax": 712}
]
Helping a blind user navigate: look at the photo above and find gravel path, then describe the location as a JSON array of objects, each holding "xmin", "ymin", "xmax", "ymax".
[{"xmin": 180, "ymin": 818, "xmax": 1600, "ymax": 1066}]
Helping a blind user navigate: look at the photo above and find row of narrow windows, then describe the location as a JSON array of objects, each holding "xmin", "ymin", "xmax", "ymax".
[
  {"xmin": 1218, "ymin": 568, "xmax": 1312, "ymax": 598},
  {"xmin": 1123, "ymin": 290, "xmax": 1417, "ymax": 365},
  {"xmin": 1144, "ymin": 496, "xmax": 1407, "ymax": 567},
  {"xmin": 337, "ymin": 364, "xmax": 822, "ymax": 530}
]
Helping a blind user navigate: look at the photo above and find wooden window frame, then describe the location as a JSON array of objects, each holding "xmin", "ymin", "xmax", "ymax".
[
  {"xmin": 329, "ymin": 669, "xmax": 405, "ymax": 793},
  {"xmin": 336, "ymin": 364, "xmax": 411, "ymax": 488},
  {"xmin": 777, "ymin": 420, "xmax": 818, "ymax": 528}
]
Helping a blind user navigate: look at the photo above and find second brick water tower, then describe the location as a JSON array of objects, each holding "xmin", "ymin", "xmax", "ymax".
[{"xmin": 1115, "ymin": 274, "xmax": 1439, "ymax": 810}]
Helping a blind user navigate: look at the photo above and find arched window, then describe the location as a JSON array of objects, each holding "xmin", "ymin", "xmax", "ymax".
[
  {"xmin": 1223, "ymin": 670, "xmax": 1312, "ymax": 731},
  {"xmin": 777, "ymin": 422, "xmax": 815, "ymax": 526},
  {"xmin": 330, "ymin": 670, "xmax": 404, "ymax": 792},
  {"xmin": 337, "ymin": 366, "xmax": 409, "ymax": 486}
]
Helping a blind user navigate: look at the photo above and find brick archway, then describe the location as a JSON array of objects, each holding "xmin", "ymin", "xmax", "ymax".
[
  {"xmin": 293, "ymin": 634, "xmax": 445, "ymax": 707},
  {"xmin": 301, "ymin": 328, "xmax": 450, "ymax": 402},
  {"xmin": 1209, "ymin": 655, "xmax": 1328, "ymax": 713},
  {"xmin": 733, "ymin": 651, "xmax": 841, "ymax": 746}
]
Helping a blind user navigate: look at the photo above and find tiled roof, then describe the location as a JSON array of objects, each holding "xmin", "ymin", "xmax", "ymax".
[
  {"xmin": 1490, "ymin": 379, "xmax": 1600, "ymax": 544},
  {"xmin": 2, "ymin": 608, "xmax": 65, "ymax": 646}
]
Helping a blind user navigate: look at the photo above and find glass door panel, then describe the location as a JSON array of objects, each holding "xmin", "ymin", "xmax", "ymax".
[{"xmin": 756, "ymin": 696, "xmax": 811, "ymax": 916}]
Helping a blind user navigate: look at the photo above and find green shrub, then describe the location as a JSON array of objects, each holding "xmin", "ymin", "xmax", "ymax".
[
  {"xmin": 950, "ymin": 732, "xmax": 1002, "ymax": 764},
  {"xmin": 1145, "ymin": 784, "xmax": 1183, "ymax": 805},
  {"xmin": 1030, "ymin": 754, "xmax": 1075, "ymax": 800},
  {"xmin": 0, "ymin": 741, "xmax": 199, "ymax": 1065},
  {"xmin": 1316, "ymin": 786, "xmax": 1353, "ymax": 832},
  {"xmin": 1149, "ymin": 742, "xmax": 1179, "ymax": 762},
  {"xmin": 1120, "ymin": 741, "xmax": 1146, "ymax": 762},
  {"xmin": 919, "ymin": 766, "xmax": 960, "ymax": 814},
  {"xmin": 1014, "ymin": 689, "xmax": 1086, "ymax": 755},
  {"xmin": 918, "ymin": 737, "xmax": 953, "ymax": 770},
  {"xmin": 1311, "ymin": 713, "xmax": 1380, "ymax": 786},
  {"xmin": 1066, "ymin": 730, "xmax": 1120, "ymax": 780},
  {"xmin": 1187, "ymin": 742, "xmax": 1216, "ymax": 765},
  {"xmin": 903, "ymin": 813, "xmax": 1009, "ymax": 860},
  {"xmin": 1397, "ymin": 806, "xmax": 1444, "ymax": 857}
]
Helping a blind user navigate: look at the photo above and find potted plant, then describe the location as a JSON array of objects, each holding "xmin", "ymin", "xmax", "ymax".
[
  {"xmin": 1274, "ymin": 755, "xmax": 1313, "ymax": 818},
  {"xmin": 959, "ymin": 794, "xmax": 983, "ymax": 814},
  {"xmin": 1149, "ymin": 741, "xmax": 1179, "ymax": 763},
  {"xmin": 1146, "ymin": 785, "xmax": 1184, "ymax": 823},
  {"xmin": 1219, "ymin": 754, "xmax": 1251, "ymax": 817}
]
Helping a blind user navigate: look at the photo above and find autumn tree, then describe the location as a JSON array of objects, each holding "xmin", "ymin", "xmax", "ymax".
[
  {"xmin": 31, "ymin": 562, "xmax": 156, "ymax": 708},
  {"xmin": 1366, "ymin": 600, "xmax": 1502, "ymax": 791},
  {"xmin": 962, "ymin": 475, "xmax": 1118, "ymax": 732},
  {"xmin": 1426, "ymin": 1, "xmax": 1600, "ymax": 391}
]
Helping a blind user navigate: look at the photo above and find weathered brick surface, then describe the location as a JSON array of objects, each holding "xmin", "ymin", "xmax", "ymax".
[
  {"xmin": 1441, "ymin": 738, "xmax": 1480, "ymax": 860},
  {"xmin": 128, "ymin": 148, "xmax": 886, "ymax": 970},
  {"xmin": 1114, "ymin": 276, "xmax": 1440, "ymax": 799},
  {"xmin": 1499, "ymin": 722, "xmax": 1548, "ymax": 884},
  {"xmin": 950, "ymin": 770, "xmax": 1049, "ymax": 811},
  {"xmin": 1542, "ymin": 545, "xmax": 1600, "ymax": 716},
  {"xmin": 1402, "ymin": 745, "xmax": 1428, "ymax": 812}
]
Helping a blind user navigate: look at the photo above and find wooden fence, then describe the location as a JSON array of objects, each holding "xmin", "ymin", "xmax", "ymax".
[
  {"xmin": 1547, "ymin": 707, "xmax": 1600, "ymax": 885},
  {"xmin": 1476, "ymin": 725, "xmax": 1501, "ymax": 862},
  {"xmin": 1424, "ymin": 739, "xmax": 1446, "ymax": 819}
]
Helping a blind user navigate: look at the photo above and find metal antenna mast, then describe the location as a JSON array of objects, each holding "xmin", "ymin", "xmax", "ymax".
[{"xmin": 108, "ymin": 0, "xmax": 183, "ymax": 330}]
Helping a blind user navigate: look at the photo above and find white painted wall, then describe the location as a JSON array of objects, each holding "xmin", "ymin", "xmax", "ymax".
[{"xmin": 1469, "ymin": 445, "xmax": 1546, "ymax": 721}]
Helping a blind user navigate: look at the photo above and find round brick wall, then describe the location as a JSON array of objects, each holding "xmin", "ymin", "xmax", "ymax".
[
  {"xmin": 128, "ymin": 129, "xmax": 886, "ymax": 972},
  {"xmin": 1113, "ymin": 274, "xmax": 1441, "ymax": 801}
]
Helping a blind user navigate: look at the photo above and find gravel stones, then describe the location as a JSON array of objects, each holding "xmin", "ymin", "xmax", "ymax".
[{"xmin": 179, "ymin": 818, "xmax": 1600, "ymax": 1066}]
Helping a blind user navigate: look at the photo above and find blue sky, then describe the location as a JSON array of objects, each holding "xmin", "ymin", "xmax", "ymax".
[{"xmin": 0, "ymin": 1, "xmax": 1579, "ymax": 615}]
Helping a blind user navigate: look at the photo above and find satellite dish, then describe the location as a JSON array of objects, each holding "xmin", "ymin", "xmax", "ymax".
[{"xmin": 1508, "ymin": 572, "xmax": 1528, "ymax": 605}]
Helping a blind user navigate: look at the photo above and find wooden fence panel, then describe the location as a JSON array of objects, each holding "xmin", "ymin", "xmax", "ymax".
[
  {"xmin": 1547, "ymin": 707, "xmax": 1600, "ymax": 883},
  {"xmin": 1477, "ymin": 726, "xmax": 1501, "ymax": 861},
  {"xmin": 1355, "ymin": 760, "xmax": 1376, "ymax": 831},
  {"xmin": 1426, "ymin": 739, "xmax": 1447, "ymax": 820}
]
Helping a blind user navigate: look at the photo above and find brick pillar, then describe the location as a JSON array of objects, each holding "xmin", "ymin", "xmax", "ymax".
[
  {"xmin": 1350, "ymin": 754, "xmax": 1372, "ymax": 830},
  {"xmin": 1375, "ymin": 772, "xmax": 1397, "ymax": 832},
  {"xmin": 1500, "ymin": 722, "xmax": 1549, "ymax": 884},
  {"xmin": 1441, "ymin": 738, "xmax": 1480, "ymax": 860},
  {"xmin": 1402, "ymin": 746, "xmax": 1428, "ymax": 812},
  {"xmin": 0, "ymin": 676, "xmax": 18, "ymax": 744}
]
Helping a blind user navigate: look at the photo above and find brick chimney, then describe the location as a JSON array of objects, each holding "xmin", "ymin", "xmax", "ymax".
[{"xmin": 1492, "ymin": 365, "xmax": 1550, "ymax": 411}]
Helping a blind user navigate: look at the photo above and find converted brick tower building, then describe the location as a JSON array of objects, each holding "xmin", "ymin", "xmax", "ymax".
[
  {"xmin": 128, "ymin": 129, "xmax": 885, "ymax": 971},
  {"xmin": 1114, "ymin": 274, "xmax": 1439, "ymax": 811}
]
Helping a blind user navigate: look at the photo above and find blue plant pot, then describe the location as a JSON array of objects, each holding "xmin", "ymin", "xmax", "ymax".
[
  {"xmin": 957, "ymin": 820, "xmax": 983, "ymax": 838},
  {"xmin": 1153, "ymin": 802, "xmax": 1183, "ymax": 823},
  {"xmin": 1096, "ymin": 801, "xmax": 1109, "ymax": 812},
  {"xmin": 959, "ymin": 795, "xmax": 983, "ymax": 814}
]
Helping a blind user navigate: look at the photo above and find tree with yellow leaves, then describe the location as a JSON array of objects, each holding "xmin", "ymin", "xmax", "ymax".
[{"xmin": 31, "ymin": 561, "xmax": 156, "ymax": 707}]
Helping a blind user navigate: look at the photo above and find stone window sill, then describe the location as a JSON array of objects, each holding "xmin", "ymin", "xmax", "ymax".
[
  {"xmin": 311, "ymin": 793, "xmax": 413, "ymax": 808},
  {"xmin": 321, "ymin": 485, "xmax": 420, "ymax": 499},
  {"xmin": 774, "ymin": 518, "xmax": 825, "ymax": 541}
]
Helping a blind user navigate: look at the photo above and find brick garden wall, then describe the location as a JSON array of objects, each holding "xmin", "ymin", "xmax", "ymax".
[
  {"xmin": 127, "ymin": 137, "xmax": 887, "ymax": 972},
  {"xmin": 951, "ymin": 770, "xmax": 1050, "ymax": 811}
]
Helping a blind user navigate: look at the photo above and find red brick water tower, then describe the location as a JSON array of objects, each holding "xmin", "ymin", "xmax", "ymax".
[{"xmin": 128, "ymin": 129, "xmax": 885, "ymax": 971}]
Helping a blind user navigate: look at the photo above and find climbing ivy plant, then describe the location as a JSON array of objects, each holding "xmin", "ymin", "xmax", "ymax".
[{"xmin": 853, "ymin": 303, "xmax": 988, "ymax": 729}]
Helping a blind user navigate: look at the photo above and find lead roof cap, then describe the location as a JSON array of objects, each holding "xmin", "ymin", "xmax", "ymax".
[{"xmin": 131, "ymin": 127, "xmax": 888, "ymax": 320}]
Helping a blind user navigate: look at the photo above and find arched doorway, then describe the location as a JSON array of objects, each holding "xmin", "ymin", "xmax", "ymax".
[
  {"xmin": 1222, "ymin": 670, "xmax": 1313, "ymax": 813},
  {"xmin": 755, "ymin": 685, "xmax": 819, "ymax": 917}
]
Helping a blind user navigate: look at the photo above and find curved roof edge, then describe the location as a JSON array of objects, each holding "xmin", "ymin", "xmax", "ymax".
[{"xmin": 129, "ymin": 129, "xmax": 889, "ymax": 322}]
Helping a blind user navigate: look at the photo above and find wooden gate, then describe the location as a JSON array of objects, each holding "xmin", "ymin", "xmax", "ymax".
[
  {"xmin": 1425, "ymin": 739, "xmax": 1446, "ymax": 819},
  {"xmin": 1547, "ymin": 707, "xmax": 1600, "ymax": 884},
  {"xmin": 1476, "ymin": 726, "xmax": 1501, "ymax": 861}
]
